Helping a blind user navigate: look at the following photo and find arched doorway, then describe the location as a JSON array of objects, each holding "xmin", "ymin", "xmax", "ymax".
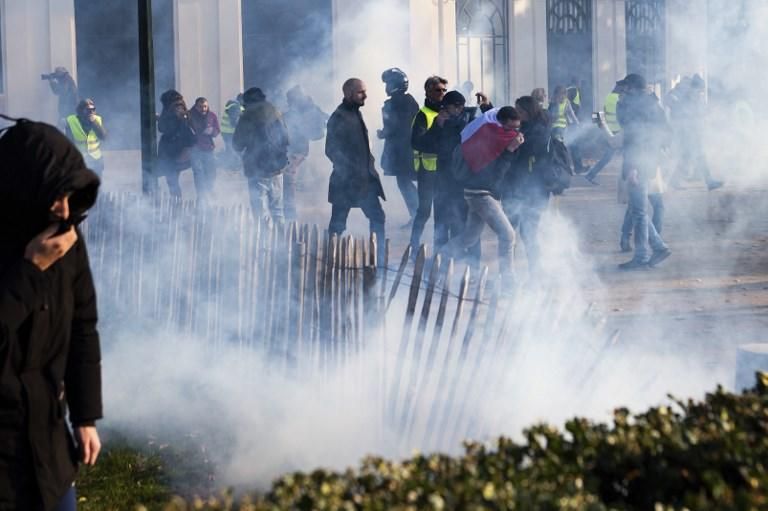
[{"xmin": 456, "ymin": 0, "xmax": 509, "ymax": 104}]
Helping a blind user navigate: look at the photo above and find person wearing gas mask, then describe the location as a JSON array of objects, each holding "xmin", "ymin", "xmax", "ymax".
[{"xmin": 377, "ymin": 68, "xmax": 420, "ymax": 229}]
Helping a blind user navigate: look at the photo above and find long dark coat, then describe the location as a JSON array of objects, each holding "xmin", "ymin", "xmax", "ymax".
[
  {"xmin": 0, "ymin": 121, "xmax": 102, "ymax": 511},
  {"xmin": 325, "ymin": 100, "xmax": 385, "ymax": 207},
  {"xmin": 380, "ymin": 92, "xmax": 419, "ymax": 177}
]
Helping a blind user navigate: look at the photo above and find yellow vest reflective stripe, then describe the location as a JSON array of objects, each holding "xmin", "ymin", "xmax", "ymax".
[
  {"xmin": 220, "ymin": 102, "xmax": 242, "ymax": 134},
  {"xmin": 552, "ymin": 101, "xmax": 568, "ymax": 129},
  {"xmin": 66, "ymin": 114, "xmax": 102, "ymax": 160},
  {"xmin": 604, "ymin": 92, "xmax": 621, "ymax": 133},
  {"xmin": 413, "ymin": 106, "xmax": 438, "ymax": 172}
]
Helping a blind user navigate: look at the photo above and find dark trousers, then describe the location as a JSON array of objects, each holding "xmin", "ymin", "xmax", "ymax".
[
  {"xmin": 435, "ymin": 181, "xmax": 480, "ymax": 266},
  {"xmin": 329, "ymin": 188, "xmax": 386, "ymax": 263},
  {"xmin": 395, "ymin": 175, "xmax": 419, "ymax": 220},
  {"xmin": 409, "ymin": 170, "xmax": 437, "ymax": 251}
]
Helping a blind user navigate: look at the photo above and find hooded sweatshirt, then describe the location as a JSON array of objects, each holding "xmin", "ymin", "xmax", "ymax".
[{"xmin": 0, "ymin": 120, "xmax": 102, "ymax": 511}]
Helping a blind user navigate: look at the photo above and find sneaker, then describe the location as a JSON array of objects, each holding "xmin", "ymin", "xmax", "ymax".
[
  {"xmin": 620, "ymin": 239, "xmax": 632, "ymax": 253},
  {"xmin": 648, "ymin": 248, "xmax": 671, "ymax": 267},
  {"xmin": 707, "ymin": 180, "xmax": 724, "ymax": 191},
  {"xmin": 618, "ymin": 258, "xmax": 649, "ymax": 271},
  {"xmin": 585, "ymin": 175, "xmax": 599, "ymax": 185}
]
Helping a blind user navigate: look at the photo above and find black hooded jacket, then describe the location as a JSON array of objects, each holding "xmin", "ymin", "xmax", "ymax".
[
  {"xmin": 0, "ymin": 121, "xmax": 102, "ymax": 510},
  {"xmin": 380, "ymin": 92, "xmax": 419, "ymax": 176}
]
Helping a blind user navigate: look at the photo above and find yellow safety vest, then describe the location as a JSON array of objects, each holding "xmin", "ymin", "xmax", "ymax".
[
  {"xmin": 569, "ymin": 87, "xmax": 581, "ymax": 107},
  {"xmin": 220, "ymin": 102, "xmax": 243, "ymax": 134},
  {"xmin": 604, "ymin": 92, "xmax": 621, "ymax": 133},
  {"xmin": 66, "ymin": 114, "xmax": 103, "ymax": 160},
  {"xmin": 552, "ymin": 101, "xmax": 568, "ymax": 129},
  {"xmin": 413, "ymin": 106, "xmax": 438, "ymax": 171}
]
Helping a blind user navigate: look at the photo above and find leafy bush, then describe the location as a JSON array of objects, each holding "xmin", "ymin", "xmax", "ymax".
[{"xmin": 83, "ymin": 374, "xmax": 768, "ymax": 510}]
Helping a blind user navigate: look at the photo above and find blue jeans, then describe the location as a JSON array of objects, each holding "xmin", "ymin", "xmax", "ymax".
[
  {"xmin": 621, "ymin": 192, "xmax": 664, "ymax": 241},
  {"xmin": 54, "ymin": 486, "xmax": 76, "ymax": 511},
  {"xmin": 627, "ymin": 180, "xmax": 667, "ymax": 261},
  {"xmin": 586, "ymin": 145, "xmax": 617, "ymax": 180},
  {"xmin": 443, "ymin": 191, "xmax": 516, "ymax": 282},
  {"xmin": 190, "ymin": 148, "xmax": 217, "ymax": 205},
  {"xmin": 247, "ymin": 174, "xmax": 284, "ymax": 222},
  {"xmin": 503, "ymin": 192, "xmax": 548, "ymax": 276}
]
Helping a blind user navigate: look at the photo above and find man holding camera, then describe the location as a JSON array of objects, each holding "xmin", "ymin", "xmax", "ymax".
[
  {"xmin": 42, "ymin": 67, "xmax": 79, "ymax": 126},
  {"xmin": 65, "ymin": 99, "xmax": 107, "ymax": 177}
]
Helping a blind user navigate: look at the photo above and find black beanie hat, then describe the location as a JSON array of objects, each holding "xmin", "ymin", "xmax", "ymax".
[
  {"xmin": 442, "ymin": 90, "xmax": 466, "ymax": 107},
  {"xmin": 243, "ymin": 87, "xmax": 266, "ymax": 104}
]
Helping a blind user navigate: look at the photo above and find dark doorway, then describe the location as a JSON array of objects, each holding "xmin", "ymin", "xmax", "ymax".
[
  {"xmin": 546, "ymin": 0, "xmax": 593, "ymax": 117},
  {"xmin": 74, "ymin": 0, "xmax": 175, "ymax": 149},
  {"xmin": 456, "ymin": 0, "xmax": 509, "ymax": 105},
  {"xmin": 242, "ymin": 0, "xmax": 333, "ymax": 105},
  {"xmin": 625, "ymin": 0, "xmax": 665, "ymax": 92}
]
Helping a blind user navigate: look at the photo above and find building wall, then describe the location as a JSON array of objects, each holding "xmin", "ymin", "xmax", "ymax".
[
  {"xmin": 1, "ymin": 0, "xmax": 711, "ymax": 131},
  {"xmin": 509, "ymin": 0, "xmax": 549, "ymax": 101},
  {"xmin": 175, "ymin": 0, "xmax": 243, "ymax": 117},
  {"xmin": 3, "ymin": 0, "xmax": 77, "ymax": 123}
]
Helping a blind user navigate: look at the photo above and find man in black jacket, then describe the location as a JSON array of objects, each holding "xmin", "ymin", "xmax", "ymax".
[
  {"xmin": 325, "ymin": 78, "xmax": 386, "ymax": 260},
  {"xmin": 409, "ymin": 75, "xmax": 447, "ymax": 254},
  {"xmin": 233, "ymin": 87, "xmax": 290, "ymax": 222},
  {"xmin": 431, "ymin": 90, "xmax": 489, "ymax": 264},
  {"xmin": 617, "ymin": 73, "xmax": 671, "ymax": 270},
  {"xmin": 0, "ymin": 119, "xmax": 103, "ymax": 510},
  {"xmin": 377, "ymin": 68, "xmax": 419, "ymax": 228}
]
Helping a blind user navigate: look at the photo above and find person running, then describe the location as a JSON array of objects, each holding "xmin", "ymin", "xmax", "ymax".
[{"xmin": 441, "ymin": 106, "xmax": 524, "ymax": 288}]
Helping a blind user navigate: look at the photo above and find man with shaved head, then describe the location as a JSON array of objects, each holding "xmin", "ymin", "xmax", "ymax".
[{"xmin": 325, "ymin": 78, "xmax": 386, "ymax": 262}]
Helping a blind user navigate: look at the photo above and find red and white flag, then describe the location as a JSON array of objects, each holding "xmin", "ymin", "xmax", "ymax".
[{"xmin": 460, "ymin": 108, "xmax": 519, "ymax": 173}]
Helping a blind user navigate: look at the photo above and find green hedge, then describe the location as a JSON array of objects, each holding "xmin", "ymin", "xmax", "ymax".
[{"xmin": 82, "ymin": 374, "xmax": 768, "ymax": 510}]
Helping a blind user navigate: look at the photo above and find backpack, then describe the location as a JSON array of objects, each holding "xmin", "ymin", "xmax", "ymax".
[{"xmin": 539, "ymin": 136, "xmax": 574, "ymax": 195}]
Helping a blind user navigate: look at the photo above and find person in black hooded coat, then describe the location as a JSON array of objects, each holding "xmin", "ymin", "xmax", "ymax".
[
  {"xmin": 502, "ymin": 95, "xmax": 552, "ymax": 277},
  {"xmin": 0, "ymin": 119, "xmax": 103, "ymax": 510}
]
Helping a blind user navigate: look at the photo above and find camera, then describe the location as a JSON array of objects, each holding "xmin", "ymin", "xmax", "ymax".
[{"xmin": 41, "ymin": 73, "xmax": 54, "ymax": 80}]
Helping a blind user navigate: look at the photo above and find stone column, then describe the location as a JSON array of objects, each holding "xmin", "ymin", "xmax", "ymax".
[
  {"xmin": 509, "ymin": 0, "xmax": 549, "ymax": 101},
  {"xmin": 3, "ymin": 0, "xmax": 77, "ymax": 122},
  {"xmin": 592, "ymin": 0, "xmax": 626, "ymax": 111},
  {"xmin": 175, "ymin": 0, "xmax": 243, "ymax": 116}
]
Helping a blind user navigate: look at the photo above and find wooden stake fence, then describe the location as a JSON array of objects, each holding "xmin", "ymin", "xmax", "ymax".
[{"xmin": 85, "ymin": 193, "xmax": 616, "ymax": 452}]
